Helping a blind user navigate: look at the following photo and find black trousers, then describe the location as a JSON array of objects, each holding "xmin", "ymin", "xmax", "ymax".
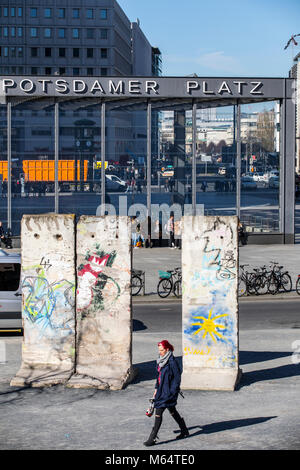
[
  {"xmin": 152, "ymin": 406, "xmax": 182, "ymax": 436},
  {"xmin": 169, "ymin": 231, "xmax": 175, "ymax": 247}
]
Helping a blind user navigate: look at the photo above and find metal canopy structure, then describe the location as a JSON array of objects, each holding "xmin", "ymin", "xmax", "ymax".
[{"xmin": 0, "ymin": 75, "xmax": 296, "ymax": 243}]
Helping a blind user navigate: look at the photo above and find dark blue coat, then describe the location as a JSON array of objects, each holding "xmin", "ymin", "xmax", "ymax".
[{"xmin": 154, "ymin": 355, "xmax": 181, "ymax": 409}]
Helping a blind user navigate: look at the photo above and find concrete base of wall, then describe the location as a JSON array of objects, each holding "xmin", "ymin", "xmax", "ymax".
[
  {"xmin": 66, "ymin": 366, "xmax": 138, "ymax": 391},
  {"xmin": 10, "ymin": 366, "xmax": 72, "ymax": 388},
  {"xmin": 181, "ymin": 367, "xmax": 242, "ymax": 392}
]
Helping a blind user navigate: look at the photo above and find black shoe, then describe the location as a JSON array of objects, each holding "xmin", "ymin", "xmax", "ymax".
[
  {"xmin": 143, "ymin": 428, "xmax": 158, "ymax": 447},
  {"xmin": 176, "ymin": 418, "xmax": 189, "ymax": 440},
  {"xmin": 143, "ymin": 437, "xmax": 156, "ymax": 446}
]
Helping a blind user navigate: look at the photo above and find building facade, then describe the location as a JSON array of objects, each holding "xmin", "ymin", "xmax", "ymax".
[{"xmin": 0, "ymin": 0, "xmax": 162, "ymax": 78}]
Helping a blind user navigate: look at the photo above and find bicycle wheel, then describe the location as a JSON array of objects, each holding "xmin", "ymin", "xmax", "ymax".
[
  {"xmin": 279, "ymin": 273, "xmax": 292, "ymax": 292},
  {"xmin": 173, "ymin": 280, "xmax": 182, "ymax": 298},
  {"xmin": 157, "ymin": 278, "xmax": 172, "ymax": 298},
  {"xmin": 296, "ymin": 277, "xmax": 300, "ymax": 295},
  {"xmin": 267, "ymin": 274, "xmax": 279, "ymax": 294},
  {"xmin": 255, "ymin": 274, "xmax": 269, "ymax": 295},
  {"xmin": 238, "ymin": 277, "xmax": 247, "ymax": 297},
  {"xmin": 131, "ymin": 275, "xmax": 142, "ymax": 296}
]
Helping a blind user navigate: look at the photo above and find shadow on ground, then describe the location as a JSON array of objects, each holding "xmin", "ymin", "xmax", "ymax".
[
  {"xmin": 132, "ymin": 356, "xmax": 183, "ymax": 383},
  {"xmin": 239, "ymin": 350, "xmax": 292, "ymax": 365},
  {"xmin": 133, "ymin": 351, "xmax": 299, "ymax": 387},
  {"xmin": 155, "ymin": 416, "xmax": 277, "ymax": 446}
]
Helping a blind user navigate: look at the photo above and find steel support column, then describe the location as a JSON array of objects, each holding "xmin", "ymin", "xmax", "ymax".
[
  {"xmin": 54, "ymin": 101, "xmax": 59, "ymax": 214},
  {"xmin": 147, "ymin": 101, "xmax": 152, "ymax": 241},
  {"xmin": 236, "ymin": 102, "xmax": 241, "ymax": 219},
  {"xmin": 192, "ymin": 101, "xmax": 197, "ymax": 215},
  {"xmin": 101, "ymin": 101, "xmax": 106, "ymax": 213},
  {"xmin": 283, "ymin": 86, "xmax": 296, "ymax": 243},
  {"xmin": 7, "ymin": 101, "xmax": 11, "ymax": 230},
  {"xmin": 279, "ymin": 98, "xmax": 285, "ymax": 234}
]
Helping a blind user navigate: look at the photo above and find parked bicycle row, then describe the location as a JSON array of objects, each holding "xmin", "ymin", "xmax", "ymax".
[
  {"xmin": 238, "ymin": 261, "xmax": 296, "ymax": 296},
  {"xmin": 131, "ymin": 267, "xmax": 182, "ymax": 298},
  {"xmin": 131, "ymin": 262, "xmax": 300, "ymax": 298}
]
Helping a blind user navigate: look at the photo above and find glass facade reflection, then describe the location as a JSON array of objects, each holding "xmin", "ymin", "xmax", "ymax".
[{"xmin": 0, "ymin": 92, "xmax": 295, "ymax": 244}]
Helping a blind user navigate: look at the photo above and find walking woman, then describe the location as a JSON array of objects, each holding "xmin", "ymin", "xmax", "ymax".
[{"xmin": 143, "ymin": 340, "xmax": 189, "ymax": 446}]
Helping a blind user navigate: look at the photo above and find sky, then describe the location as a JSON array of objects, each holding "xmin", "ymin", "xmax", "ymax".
[{"xmin": 118, "ymin": 0, "xmax": 300, "ymax": 77}]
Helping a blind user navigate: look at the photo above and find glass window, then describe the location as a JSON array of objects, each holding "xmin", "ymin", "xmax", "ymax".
[
  {"xmin": 86, "ymin": 29, "xmax": 94, "ymax": 39},
  {"xmin": 31, "ymin": 67, "xmax": 38, "ymax": 75},
  {"xmin": 44, "ymin": 28, "xmax": 51, "ymax": 38},
  {"xmin": 87, "ymin": 48, "xmax": 93, "ymax": 58},
  {"xmin": 59, "ymin": 67, "xmax": 66, "ymax": 75},
  {"xmin": 11, "ymin": 27, "xmax": 15, "ymax": 37},
  {"xmin": 72, "ymin": 28, "xmax": 79, "ymax": 39},
  {"xmin": 58, "ymin": 8, "xmax": 65, "ymax": 18},
  {"xmin": 100, "ymin": 9, "xmax": 107, "ymax": 19},
  {"xmin": 4, "ymin": 27, "xmax": 8, "ymax": 37},
  {"xmin": 31, "ymin": 48, "xmax": 38, "ymax": 57},
  {"xmin": 18, "ymin": 7, "xmax": 22, "ymax": 17},
  {"xmin": 30, "ymin": 8, "xmax": 37, "ymax": 18},
  {"xmin": 11, "ymin": 7, "xmax": 15, "ymax": 17},
  {"xmin": 44, "ymin": 8, "xmax": 52, "ymax": 18},
  {"xmin": 59, "ymin": 48, "xmax": 66, "ymax": 57},
  {"xmin": 4, "ymin": 7, "xmax": 8, "ymax": 17},
  {"xmin": 72, "ymin": 9, "xmax": 80, "ymax": 18},
  {"xmin": 73, "ymin": 68, "xmax": 80, "ymax": 75},
  {"xmin": 11, "ymin": 47, "xmax": 16, "ymax": 57},
  {"xmin": 18, "ymin": 27, "xmax": 23, "ymax": 37},
  {"xmin": 30, "ymin": 28, "xmax": 38, "ymax": 38},
  {"xmin": 86, "ymin": 9, "xmax": 93, "ymax": 19},
  {"xmin": 45, "ymin": 67, "xmax": 52, "ymax": 75},
  {"xmin": 100, "ymin": 29, "xmax": 108, "ymax": 39},
  {"xmin": 4, "ymin": 47, "xmax": 8, "ymax": 57},
  {"xmin": 101, "ymin": 48, "xmax": 108, "ymax": 59},
  {"xmin": 101, "ymin": 68, "xmax": 107, "ymax": 76},
  {"xmin": 58, "ymin": 28, "xmax": 65, "ymax": 38},
  {"xmin": 17, "ymin": 47, "xmax": 23, "ymax": 57},
  {"xmin": 45, "ymin": 48, "xmax": 52, "ymax": 57},
  {"xmin": 87, "ymin": 68, "xmax": 93, "ymax": 76},
  {"xmin": 73, "ymin": 48, "xmax": 80, "ymax": 58}
]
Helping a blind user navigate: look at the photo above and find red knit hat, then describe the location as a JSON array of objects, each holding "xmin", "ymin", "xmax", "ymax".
[{"xmin": 158, "ymin": 340, "xmax": 174, "ymax": 351}]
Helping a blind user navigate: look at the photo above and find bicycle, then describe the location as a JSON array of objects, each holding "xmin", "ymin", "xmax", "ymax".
[
  {"xmin": 267, "ymin": 261, "xmax": 292, "ymax": 294},
  {"xmin": 238, "ymin": 265, "xmax": 259, "ymax": 296},
  {"xmin": 252, "ymin": 265, "xmax": 269, "ymax": 296},
  {"xmin": 131, "ymin": 269, "xmax": 144, "ymax": 296},
  {"xmin": 157, "ymin": 267, "xmax": 182, "ymax": 298}
]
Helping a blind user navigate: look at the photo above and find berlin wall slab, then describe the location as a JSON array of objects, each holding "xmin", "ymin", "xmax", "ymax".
[
  {"xmin": 67, "ymin": 216, "xmax": 134, "ymax": 390},
  {"xmin": 10, "ymin": 214, "xmax": 76, "ymax": 387},
  {"xmin": 181, "ymin": 216, "xmax": 241, "ymax": 391}
]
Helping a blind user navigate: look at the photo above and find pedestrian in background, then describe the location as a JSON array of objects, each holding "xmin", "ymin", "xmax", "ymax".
[
  {"xmin": 166, "ymin": 214, "xmax": 175, "ymax": 248},
  {"xmin": 174, "ymin": 219, "xmax": 182, "ymax": 249},
  {"xmin": 143, "ymin": 340, "xmax": 189, "ymax": 446}
]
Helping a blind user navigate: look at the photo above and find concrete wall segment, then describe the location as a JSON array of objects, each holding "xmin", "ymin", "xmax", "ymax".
[
  {"xmin": 181, "ymin": 215, "xmax": 240, "ymax": 391},
  {"xmin": 10, "ymin": 213, "xmax": 76, "ymax": 387}
]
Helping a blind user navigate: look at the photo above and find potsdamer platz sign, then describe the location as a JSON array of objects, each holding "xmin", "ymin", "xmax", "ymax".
[
  {"xmin": 0, "ymin": 76, "xmax": 294, "ymax": 98},
  {"xmin": 0, "ymin": 76, "xmax": 295, "ymax": 244}
]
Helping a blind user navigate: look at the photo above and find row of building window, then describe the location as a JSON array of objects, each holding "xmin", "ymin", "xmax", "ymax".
[
  {"xmin": 0, "ymin": 66, "xmax": 108, "ymax": 76},
  {"xmin": 0, "ymin": 26, "xmax": 108, "ymax": 39},
  {"xmin": 0, "ymin": 46, "xmax": 108, "ymax": 59},
  {"xmin": 0, "ymin": 7, "xmax": 108, "ymax": 20}
]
